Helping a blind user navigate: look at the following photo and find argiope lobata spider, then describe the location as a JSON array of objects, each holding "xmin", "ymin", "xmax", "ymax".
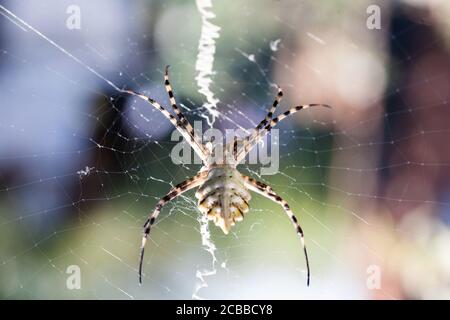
[{"xmin": 124, "ymin": 66, "xmax": 331, "ymax": 286}]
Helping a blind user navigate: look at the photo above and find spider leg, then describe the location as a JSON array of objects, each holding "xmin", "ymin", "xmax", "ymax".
[
  {"xmin": 232, "ymin": 87, "xmax": 283, "ymax": 163},
  {"xmin": 139, "ymin": 171, "xmax": 207, "ymax": 284},
  {"xmin": 257, "ymin": 86, "xmax": 283, "ymax": 130},
  {"xmin": 237, "ymin": 103, "xmax": 331, "ymax": 163},
  {"xmin": 122, "ymin": 88, "xmax": 207, "ymax": 162},
  {"xmin": 233, "ymin": 135, "xmax": 238, "ymax": 161},
  {"xmin": 243, "ymin": 86, "xmax": 283, "ymax": 148},
  {"xmin": 242, "ymin": 174, "xmax": 311, "ymax": 286},
  {"xmin": 164, "ymin": 66, "xmax": 208, "ymax": 156}
]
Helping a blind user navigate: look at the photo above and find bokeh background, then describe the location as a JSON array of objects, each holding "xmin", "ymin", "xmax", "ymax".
[{"xmin": 0, "ymin": 0, "xmax": 449, "ymax": 299}]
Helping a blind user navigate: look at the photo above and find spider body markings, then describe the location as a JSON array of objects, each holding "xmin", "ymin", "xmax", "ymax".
[
  {"xmin": 125, "ymin": 66, "xmax": 331, "ymax": 287},
  {"xmin": 196, "ymin": 165, "xmax": 251, "ymax": 234}
]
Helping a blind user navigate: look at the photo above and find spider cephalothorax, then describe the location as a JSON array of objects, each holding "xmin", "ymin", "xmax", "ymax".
[{"xmin": 125, "ymin": 66, "xmax": 331, "ymax": 286}]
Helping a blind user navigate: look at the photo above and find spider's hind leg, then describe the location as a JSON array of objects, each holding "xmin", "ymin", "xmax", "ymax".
[
  {"xmin": 242, "ymin": 174, "xmax": 311, "ymax": 286},
  {"xmin": 139, "ymin": 171, "xmax": 207, "ymax": 284}
]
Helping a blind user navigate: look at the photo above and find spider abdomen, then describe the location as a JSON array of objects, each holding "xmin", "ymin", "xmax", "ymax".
[{"xmin": 195, "ymin": 166, "xmax": 251, "ymax": 234}]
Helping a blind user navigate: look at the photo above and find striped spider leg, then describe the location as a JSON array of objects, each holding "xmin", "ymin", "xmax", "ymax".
[
  {"xmin": 139, "ymin": 171, "xmax": 208, "ymax": 284},
  {"xmin": 242, "ymin": 85, "xmax": 283, "ymax": 150},
  {"xmin": 123, "ymin": 66, "xmax": 208, "ymax": 162},
  {"xmin": 242, "ymin": 174, "xmax": 310, "ymax": 286},
  {"xmin": 228, "ymin": 85, "xmax": 282, "ymax": 166},
  {"xmin": 163, "ymin": 65, "xmax": 209, "ymax": 158},
  {"xmin": 235, "ymin": 87, "xmax": 331, "ymax": 163}
]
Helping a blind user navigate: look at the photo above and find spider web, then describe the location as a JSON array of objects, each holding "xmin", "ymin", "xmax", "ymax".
[{"xmin": 0, "ymin": 0, "xmax": 449, "ymax": 300}]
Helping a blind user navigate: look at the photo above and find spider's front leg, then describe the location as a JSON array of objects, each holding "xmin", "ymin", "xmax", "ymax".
[
  {"xmin": 242, "ymin": 174, "xmax": 311, "ymax": 286},
  {"xmin": 244, "ymin": 85, "xmax": 283, "ymax": 149},
  {"xmin": 122, "ymin": 67, "xmax": 208, "ymax": 163},
  {"xmin": 139, "ymin": 171, "xmax": 207, "ymax": 284},
  {"xmin": 236, "ymin": 101, "xmax": 331, "ymax": 163}
]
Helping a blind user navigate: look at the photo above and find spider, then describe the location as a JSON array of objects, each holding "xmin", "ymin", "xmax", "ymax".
[{"xmin": 124, "ymin": 66, "xmax": 331, "ymax": 287}]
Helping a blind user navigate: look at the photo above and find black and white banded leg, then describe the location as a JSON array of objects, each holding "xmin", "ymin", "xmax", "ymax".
[
  {"xmin": 242, "ymin": 86, "xmax": 283, "ymax": 156},
  {"xmin": 251, "ymin": 86, "xmax": 283, "ymax": 138},
  {"xmin": 237, "ymin": 103, "xmax": 331, "ymax": 163},
  {"xmin": 123, "ymin": 86, "xmax": 207, "ymax": 162},
  {"xmin": 139, "ymin": 171, "xmax": 207, "ymax": 284},
  {"xmin": 242, "ymin": 174, "xmax": 311, "ymax": 286},
  {"xmin": 163, "ymin": 66, "xmax": 207, "ymax": 156}
]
